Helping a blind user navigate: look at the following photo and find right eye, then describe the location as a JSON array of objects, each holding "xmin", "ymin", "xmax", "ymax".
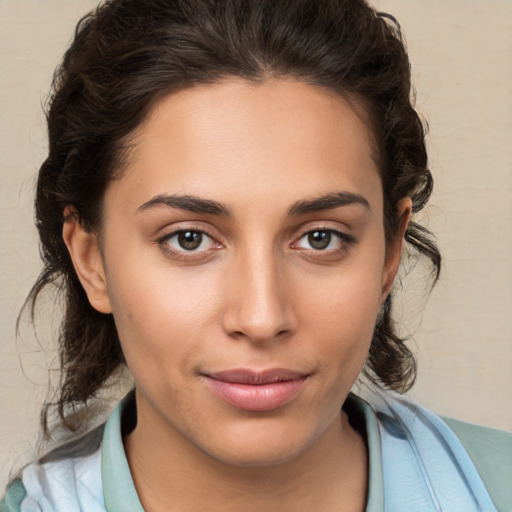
[
  {"xmin": 162, "ymin": 230, "xmax": 217, "ymax": 253},
  {"xmin": 155, "ymin": 227, "xmax": 224, "ymax": 263}
]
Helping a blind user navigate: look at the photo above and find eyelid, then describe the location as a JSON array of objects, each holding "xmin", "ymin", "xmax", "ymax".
[
  {"xmin": 294, "ymin": 230, "xmax": 351, "ymax": 247},
  {"xmin": 290, "ymin": 224, "xmax": 357, "ymax": 257},
  {"xmin": 155, "ymin": 220, "xmax": 220, "ymax": 242},
  {"xmin": 293, "ymin": 222, "xmax": 356, "ymax": 244},
  {"xmin": 156, "ymin": 223, "xmax": 223, "ymax": 260}
]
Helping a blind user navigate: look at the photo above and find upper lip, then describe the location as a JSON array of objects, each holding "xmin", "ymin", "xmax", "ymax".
[{"xmin": 204, "ymin": 368, "xmax": 308, "ymax": 385}]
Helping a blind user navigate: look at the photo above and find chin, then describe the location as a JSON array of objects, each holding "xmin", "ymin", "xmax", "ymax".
[
  {"xmin": 210, "ymin": 443, "xmax": 306, "ymax": 469},
  {"xmin": 197, "ymin": 422, "xmax": 316, "ymax": 469}
]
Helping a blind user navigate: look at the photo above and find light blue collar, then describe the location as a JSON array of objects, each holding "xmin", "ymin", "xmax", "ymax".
[
  {"xmin": 99, "ymin": 390, "xmax": 498, "ymax": 512},
  {"xmin": 101, "ymin": 392, "xmax": 145, "ymax": 512},
  {"xmin": 98, "ymin": 391, "xmax": 384, "ymax": 512},
  {"xmin": 363, "ymin": 389, "xmax": 498, "ymax": 512}
]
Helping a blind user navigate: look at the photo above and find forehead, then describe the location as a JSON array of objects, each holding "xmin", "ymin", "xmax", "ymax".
[{"xmin": 109, "ymin": 79, "xmax": 382, "ymax": 215}]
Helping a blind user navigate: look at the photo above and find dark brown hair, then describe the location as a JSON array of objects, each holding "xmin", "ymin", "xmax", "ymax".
[{"xmin": 25, "ymin": 0, "xmax": 440, "ymax": 434}]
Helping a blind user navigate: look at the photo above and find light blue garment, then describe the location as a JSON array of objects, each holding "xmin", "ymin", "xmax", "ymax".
[
  {"xmin": 5, "ymin": 390, "xmax": 505, "ymax": 512},
  {"xmin": 368, "ymin": 391, "xmax": 499, "ymax": 511},
  {"xmin": 20, "ymin": 446, "xmax": 104, "ymax": 512}
]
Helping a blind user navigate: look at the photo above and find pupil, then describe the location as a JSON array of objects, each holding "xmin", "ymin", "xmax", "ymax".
[
  {"xmin": 308, "ymin": 231, "xmax": 331, "ymax": 250},
  {"xmin": 178, "ymin": 231, "xmax": 202, "ymax": 250}
]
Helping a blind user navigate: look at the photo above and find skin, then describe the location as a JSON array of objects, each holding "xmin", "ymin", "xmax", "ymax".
[{"xmin": 64, "ymin": 79, "xmax": 411, "ymax": 511}]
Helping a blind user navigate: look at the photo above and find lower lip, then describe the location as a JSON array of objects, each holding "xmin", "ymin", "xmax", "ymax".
[{"xmin": 203, "ymin": 377, "xmax": 306, "ymax": 411}]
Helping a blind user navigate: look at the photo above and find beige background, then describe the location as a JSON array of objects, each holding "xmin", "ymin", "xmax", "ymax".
[{"xmin": 1, "ymin": 0, "xmax": 511, "ymax": 491}]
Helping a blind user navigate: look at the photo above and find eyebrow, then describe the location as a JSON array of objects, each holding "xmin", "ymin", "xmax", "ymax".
[
  {"xmin": 137, "ymin": 194, "xmax": 231, "ymax": 216},
  {"xmin": 137, "ymin": 190, "xmax": 370, "ymax": 217},
  {"xmin": 287, "ymin": 192, "xmax": 370, "ymax": 216}
]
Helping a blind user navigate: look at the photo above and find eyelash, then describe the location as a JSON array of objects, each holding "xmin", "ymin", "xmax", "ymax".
[
  {"xmin": 157, "ymin": 226, "xmax": 221, "ymax": 261},
  {"xmin": 156, "ymin": 226, "xmax": 355, "ymax": 261},
  {"xmin": 292, "ymin": 227, "xmax": 356, "ymax": 256}
]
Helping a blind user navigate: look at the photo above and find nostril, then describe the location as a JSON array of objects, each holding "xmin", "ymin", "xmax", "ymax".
[{"xmin": 228, "ymin": 327, "xmax": 291, "ymax": 343}]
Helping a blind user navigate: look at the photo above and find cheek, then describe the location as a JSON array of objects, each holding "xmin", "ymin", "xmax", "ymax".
[
  {"xmin": 103, "ymin": 254, "xmax": 216, "ymax": 376},
  {"xmin": 302, "ymin": 257, "xmax": 384, "ymax": 331},
  {"xmin": 298, "ymin": 254, "xmax": 385, "ymax": 370},
  {"xmin": 105, "ymin": 241, "xmax": 215, "ymax": 325},
  {"xmin": 317, "ymin": 288, "xmax": 379, "ymax": 371}
]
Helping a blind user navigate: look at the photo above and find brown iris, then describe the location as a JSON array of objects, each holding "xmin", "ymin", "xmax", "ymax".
[
  {"xmin": 177, "ymin": 231, "xmax": 203, "ymax": 250},
  {"xmin": 308, "ymin": 230, "xmax": 331, "ymax": 250}
]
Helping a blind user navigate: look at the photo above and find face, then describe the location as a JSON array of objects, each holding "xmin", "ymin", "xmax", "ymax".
[{"xmin": 69, "ymin": 79, "xmax": 407, "ymax": 467}]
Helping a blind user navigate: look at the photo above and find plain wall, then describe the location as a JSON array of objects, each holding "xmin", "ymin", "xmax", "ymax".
[{"xmin": 1, "ymin": 0, "xmax": 511, "ymax": 492}]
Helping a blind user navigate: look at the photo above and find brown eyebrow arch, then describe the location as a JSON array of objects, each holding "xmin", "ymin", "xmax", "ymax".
[
  {"xmin": 138, "ymin": 191, "xmax": 369, "ymax": 217},
  {"xmin": 287, "ymin": 192, "xmax": 370, "ymax": 216},
  {"xmin": 137, "ymin": 194, "xmax": 231, "ymax": 216}
]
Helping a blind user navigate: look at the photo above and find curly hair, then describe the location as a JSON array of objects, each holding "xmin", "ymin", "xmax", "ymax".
[{"xmin": 24, "ymin": 0, "xmax": 440, "ymax": 435}]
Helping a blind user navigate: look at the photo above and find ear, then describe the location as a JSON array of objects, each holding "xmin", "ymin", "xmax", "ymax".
[
  {"xmin": 381, "ymin": 197, "xmax": 412, "ymax": 300},
  {"xmin": 62, "ymin": 206, "xmax": 112, "ymax": 314}
]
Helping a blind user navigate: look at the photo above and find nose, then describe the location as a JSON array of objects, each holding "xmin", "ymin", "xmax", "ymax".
[{"xmin": 221, "ymin": 247, "xmax": 297, "ymax": 344}]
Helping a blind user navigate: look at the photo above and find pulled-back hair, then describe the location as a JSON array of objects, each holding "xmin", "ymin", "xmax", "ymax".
[{"xmin": 26, "ymin": 0, "xmax": 440, "ymax": 434}]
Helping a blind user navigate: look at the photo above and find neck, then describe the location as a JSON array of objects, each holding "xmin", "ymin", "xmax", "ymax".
[{"xmin": 124, "ymin": 393, "xmax": 368, "ymax": 512}]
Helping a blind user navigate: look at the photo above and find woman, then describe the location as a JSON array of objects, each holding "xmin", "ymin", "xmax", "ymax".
[{"xmin": 2, "ymin": 0, "xmax": 511, "ymax": 510}]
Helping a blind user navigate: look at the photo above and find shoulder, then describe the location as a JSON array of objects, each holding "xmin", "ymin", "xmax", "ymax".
[
  {"xmin": 357, "ymin": 389, "xmax": 512, "ymax": 511},
  {"xmin": 442, "ymin": 416, "xmax": 512, "ymax": 512},
  {"xmin": 1, "ymin": 424, "xmax": 105, "ymax": 512},
  {"xmin": 1, "ymin": 480, "xmax": 26, "ymax": 512}
]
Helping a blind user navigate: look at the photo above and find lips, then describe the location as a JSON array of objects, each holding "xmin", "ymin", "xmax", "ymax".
[{"xmin": 202, "ymin": 369, "xmax": 308, "ymax": 411}]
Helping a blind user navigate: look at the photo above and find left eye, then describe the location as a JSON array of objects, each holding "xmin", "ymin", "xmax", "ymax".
[
  {"xmin": 164, "ymin": 230, "xmax": 216, "ymax": 252},
  {"xmin": 295, "ymin": 230, "xmax": 345, "ymax": 251}
]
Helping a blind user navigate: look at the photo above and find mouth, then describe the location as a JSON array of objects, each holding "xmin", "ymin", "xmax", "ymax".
[{"xmin": 201, "ymin": 368, "xmax": 308, "ymax": 411}]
